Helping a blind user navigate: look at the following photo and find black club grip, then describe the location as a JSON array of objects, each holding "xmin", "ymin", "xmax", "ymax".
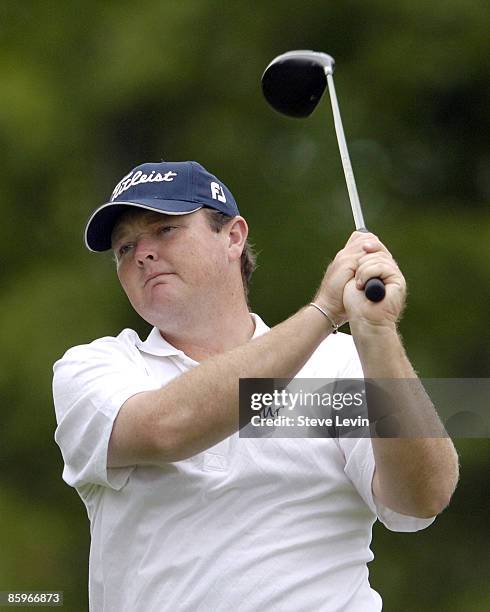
[
  {"xmin": 357, "ymin": 227, "xmax": 386, "ymax": 302},
  {"xmin": 364, "ymin": 277, "xmax": 385, "ymax": 302}
]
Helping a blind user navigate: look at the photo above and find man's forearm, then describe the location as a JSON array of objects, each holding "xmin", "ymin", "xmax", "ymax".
[{"xmin": 350, "ymin": 321, "xmax": 459, "ymax": 517}]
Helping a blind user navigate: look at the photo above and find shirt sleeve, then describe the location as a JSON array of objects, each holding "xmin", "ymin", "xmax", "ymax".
[
  {"xmin": 342, "ymin": 437, "xmax": 436, "ymax": 532},
  {"xmin": 332, "ymin": 333, "xmax": 436, "ymax": 532},
  {"xmin": 53, "ymin": 336, "xmax": 158, "ymax": 491}
]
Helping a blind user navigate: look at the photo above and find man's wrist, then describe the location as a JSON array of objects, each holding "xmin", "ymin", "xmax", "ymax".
[
  {"xmin": 301, "ymin": 304, "xmax": 337, "ymax": 340},
  {"xmin": 349, "ymin": 318, "xmax": 398, "ymax": 340},
  {"xmin": 308, "ymin": 302, "xmax": 341, "ymax": 334},
  {"xmin": 310, "ymin": 296, "xmax": 346, "ymax": 327}
]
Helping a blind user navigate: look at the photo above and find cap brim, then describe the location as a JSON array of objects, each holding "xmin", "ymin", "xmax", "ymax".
[{"xmin": 84, "ymin": 199, "xmax": 203, "ymax": 252}]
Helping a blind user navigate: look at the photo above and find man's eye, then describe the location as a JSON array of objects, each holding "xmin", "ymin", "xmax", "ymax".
[
  {"xmin": 158, "ymin": 225, "xmax": 176, "ymax": 234},
  {"xmin": 118, "ymin": 244, "xmax": 133, "ymax": 257}
]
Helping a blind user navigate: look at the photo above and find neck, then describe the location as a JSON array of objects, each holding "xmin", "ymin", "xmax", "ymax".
[{"xmin": 159, "ymin": 300, "xmax": 256, "ymax": 361}]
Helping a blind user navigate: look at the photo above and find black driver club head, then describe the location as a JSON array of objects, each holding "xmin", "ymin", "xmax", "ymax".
[{"xmin": 261, "ymin": 50, "xmax": 335, "ymax": 118}]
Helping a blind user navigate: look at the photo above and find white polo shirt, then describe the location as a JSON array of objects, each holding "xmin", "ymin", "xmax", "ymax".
[{"xmin": 53, "ymin": 314, "xmax": 434, "ymax": 612}]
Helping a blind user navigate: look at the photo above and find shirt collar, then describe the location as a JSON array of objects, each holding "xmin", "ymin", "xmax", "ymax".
[{"xmin": 136, "ymin": 313, "xmax": 270, "ymax": 358}]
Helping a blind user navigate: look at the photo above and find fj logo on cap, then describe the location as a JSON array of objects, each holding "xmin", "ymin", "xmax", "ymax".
[
  {"xmin": 210, "ymin": 182, "xmax": 226, "ymax": 203},
  {"xmin": 111, "ymin": 170, "xmax": 178, "ymax": 201}
]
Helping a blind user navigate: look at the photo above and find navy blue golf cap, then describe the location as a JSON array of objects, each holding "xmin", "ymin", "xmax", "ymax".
[{"xmin": 84, "ymin": 161, "xmax": 240, "ymax": 252}]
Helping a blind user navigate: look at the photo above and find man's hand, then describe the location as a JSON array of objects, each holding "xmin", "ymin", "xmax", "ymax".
[{"xmin": 314, "ymin": 231, "xmax": 406, "ymax": 328}]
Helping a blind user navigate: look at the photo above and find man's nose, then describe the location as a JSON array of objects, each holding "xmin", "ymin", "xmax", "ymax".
[{"xmin": 135, "ymin": 237, "xmax": 159, "ymax": 266}]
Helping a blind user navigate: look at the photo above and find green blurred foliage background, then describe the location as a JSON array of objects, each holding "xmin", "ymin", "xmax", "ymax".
[{"xmin": 0, "ymin": 1, "xmax": 488, "ymax": 610}]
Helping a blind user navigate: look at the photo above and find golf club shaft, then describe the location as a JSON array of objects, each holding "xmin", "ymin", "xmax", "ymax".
[
  {"xmin": 325, "ymin": 71, "xmax": 366, "ymax": 230},
  {"xmin": 324, "ymin": 68, "xmax": 385, "ymax": 303}
]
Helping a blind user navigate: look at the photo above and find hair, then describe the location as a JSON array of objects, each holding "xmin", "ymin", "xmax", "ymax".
[{"xmin": 203, "ymin": 209, "xmax": 257, "ymax": 301}]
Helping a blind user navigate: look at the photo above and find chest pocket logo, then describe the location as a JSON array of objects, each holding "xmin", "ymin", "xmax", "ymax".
[{"xmin": 203, "ymin": 451, "xmax": 228, "ymax": 471}]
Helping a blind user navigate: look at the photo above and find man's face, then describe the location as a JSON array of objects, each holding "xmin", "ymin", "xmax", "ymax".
[{"xmin": 112, "ymin": 209, "xmax": 236, "ymax": 329}]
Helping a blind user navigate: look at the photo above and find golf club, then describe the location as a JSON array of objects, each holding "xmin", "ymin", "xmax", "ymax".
[{"xmin": 261, "ymin": 50, "xmax": 386, "ymax": 303}]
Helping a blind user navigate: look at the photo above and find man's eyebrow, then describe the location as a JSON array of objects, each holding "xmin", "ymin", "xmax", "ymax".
[{"xmin": 111, "ymin": 213, "xmax": 181, "ymax": 247}]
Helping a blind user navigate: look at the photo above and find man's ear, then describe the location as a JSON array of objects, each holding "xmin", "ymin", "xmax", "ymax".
[{"xmin": 226, "ymin": 216, "xmax": 249, "ymax": 262}]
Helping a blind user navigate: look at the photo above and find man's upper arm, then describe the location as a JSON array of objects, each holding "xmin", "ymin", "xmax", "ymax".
[
  {"xmin": 107, "ymin": 389, "xmax": 170, "ymax": 467},
  {"xmin": 53, "ymin": 337, "xmax": 159, "ymax": 488}
]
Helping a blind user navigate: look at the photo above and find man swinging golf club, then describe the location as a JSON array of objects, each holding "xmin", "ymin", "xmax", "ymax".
[{"xmin": 53, "ymin": 54, "xmax": 459, "ymax": 612}]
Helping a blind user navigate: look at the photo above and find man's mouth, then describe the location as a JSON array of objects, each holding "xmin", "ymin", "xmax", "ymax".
[{"xmin": 144, "ymin": 272, "xmax": 174, "ymax": 287}]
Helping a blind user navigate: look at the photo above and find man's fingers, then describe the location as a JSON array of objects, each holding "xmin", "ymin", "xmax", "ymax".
[
  {"xmin": 335, "ymin": 237, "xmax": 393, "ymax": 276},
  {"xmin": 343, "ymin": 231, "xmax": 391, "ymax": 258},
  {"xmin": 355, "ymin": 256, "xmax": 404, "ymax": 290},
  {"xmin": 344, "ymin": 230, "xmax": 378, "ymax": 248}
]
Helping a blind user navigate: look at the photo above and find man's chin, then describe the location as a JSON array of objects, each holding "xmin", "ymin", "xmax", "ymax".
[{"xmin": 133, "ymin": 300, "xmax": 186, "ymax": 330}]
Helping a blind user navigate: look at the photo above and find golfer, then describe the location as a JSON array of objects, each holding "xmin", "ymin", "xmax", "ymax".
[{"xmin": 53, "ymin": 160, "xmax": 458, "ymax": 611}]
